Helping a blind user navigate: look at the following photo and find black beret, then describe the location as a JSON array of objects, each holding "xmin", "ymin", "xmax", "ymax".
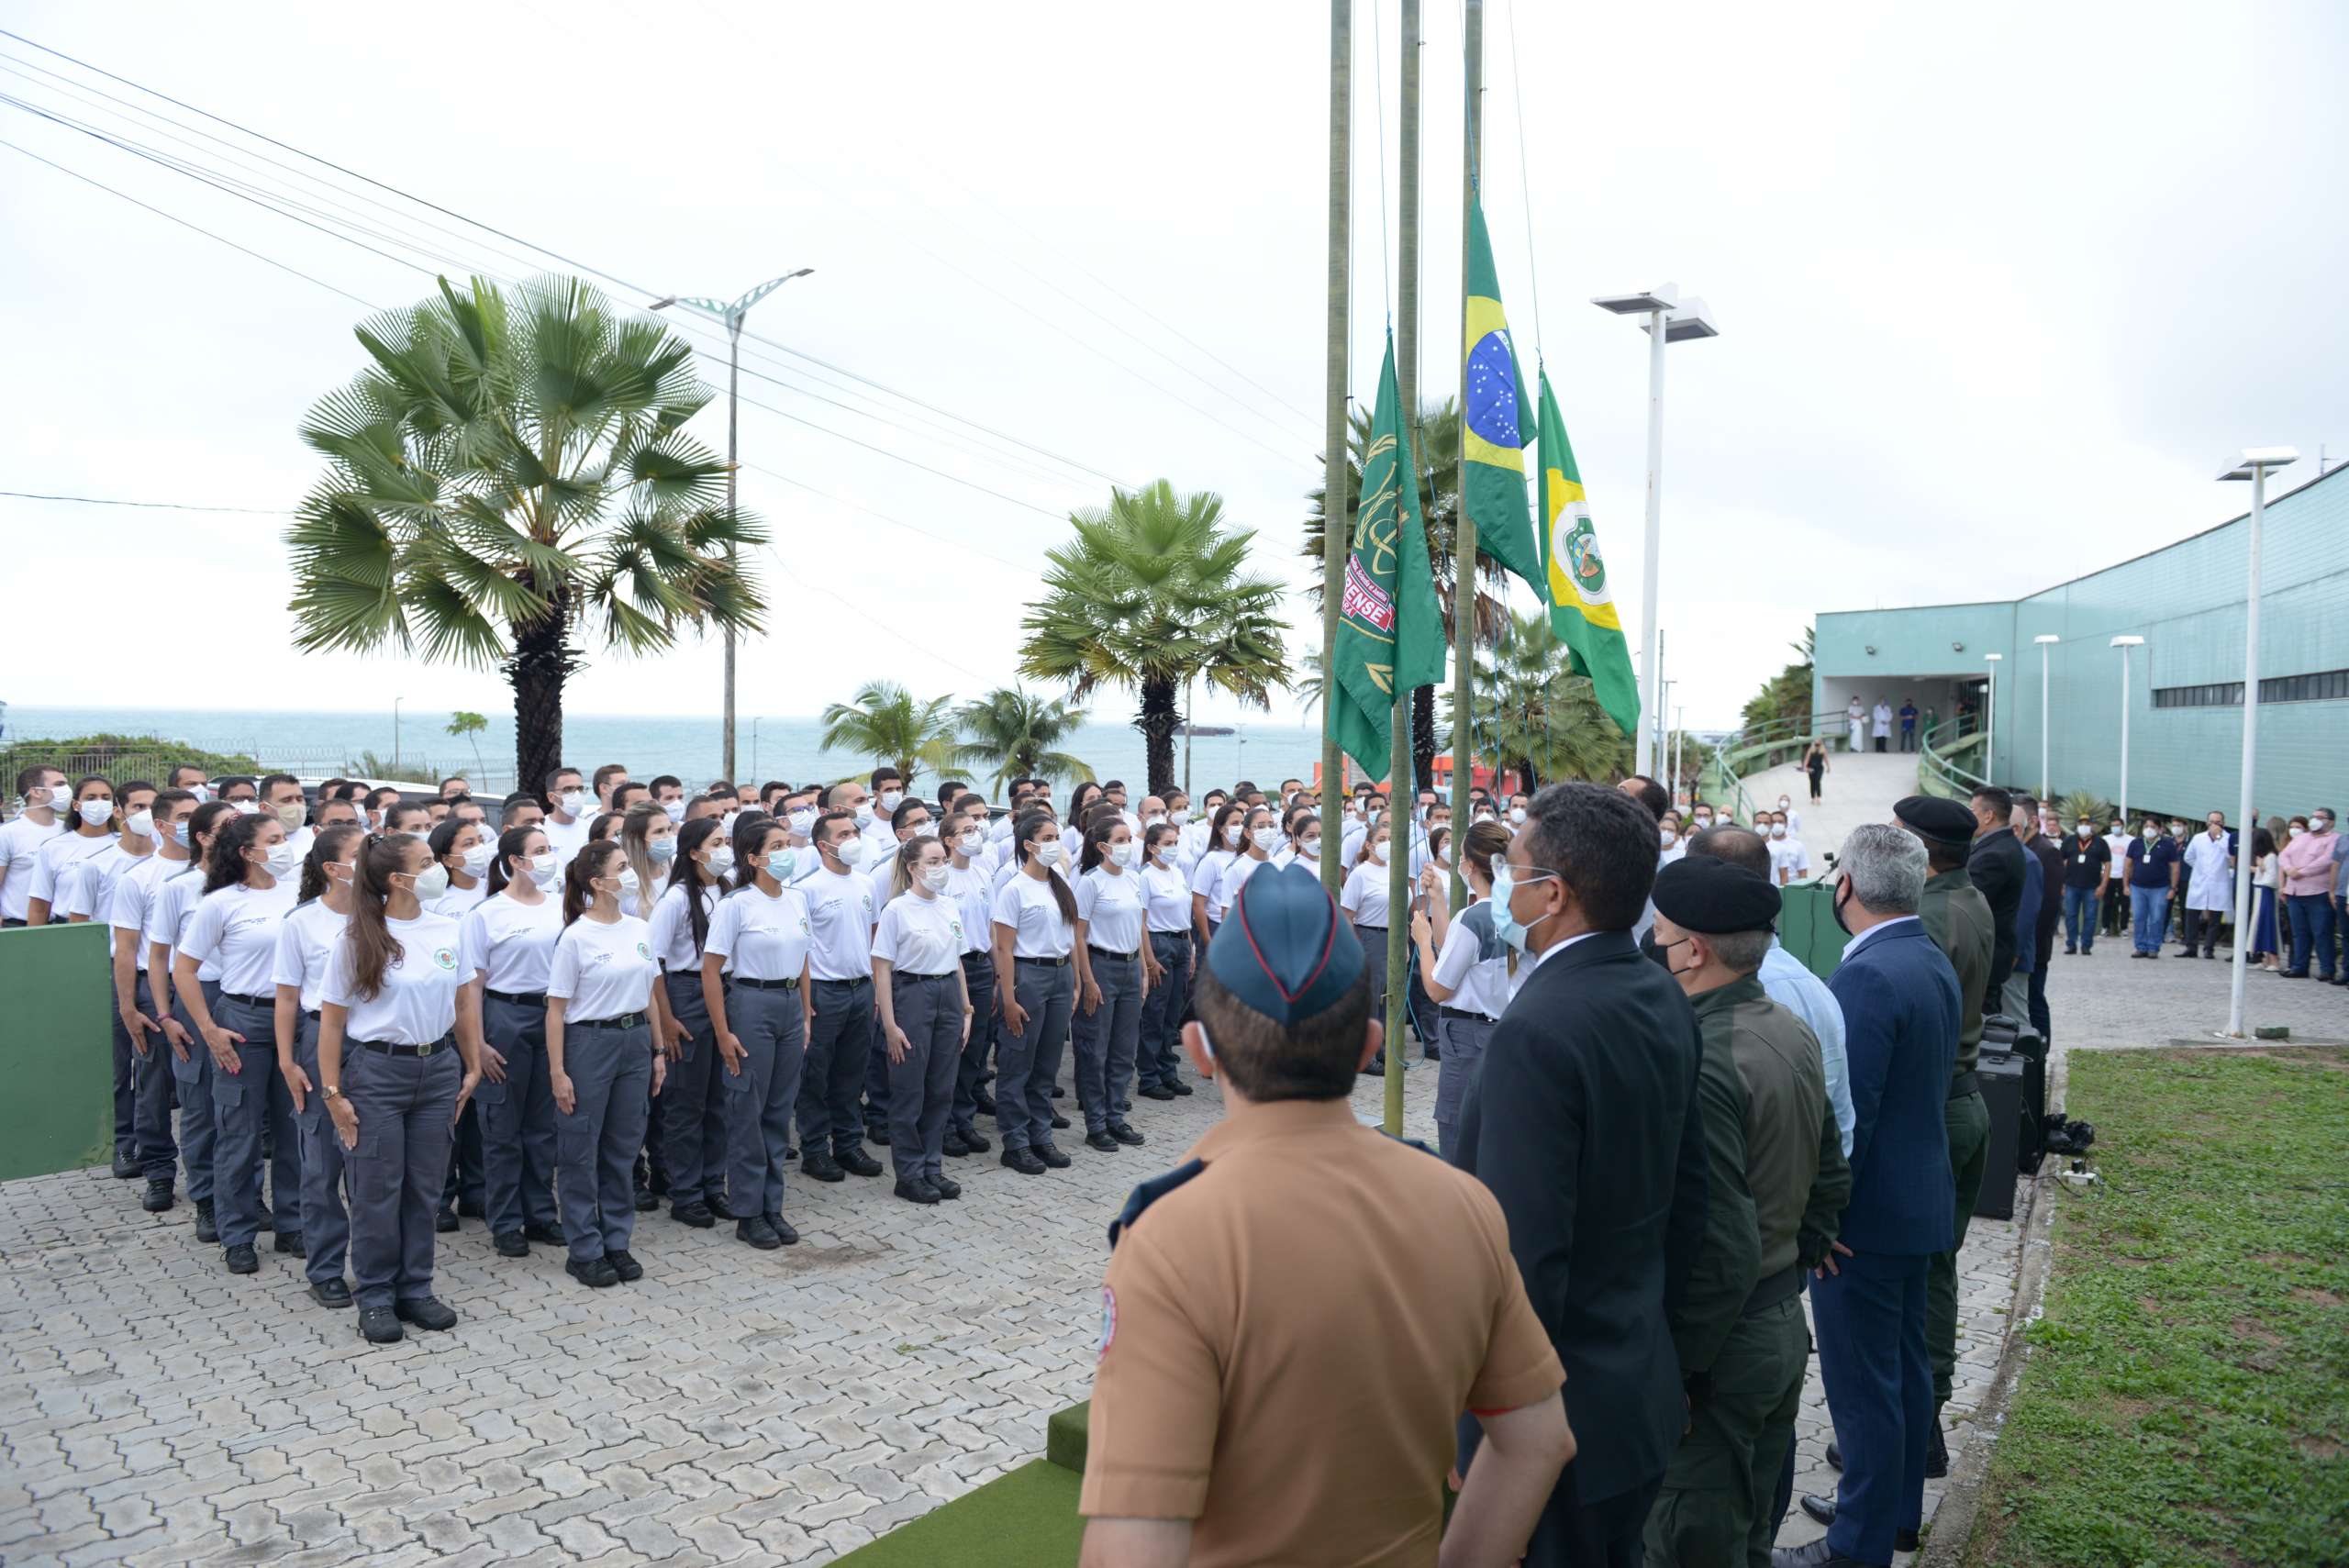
[
  {"xmin": 1652, "ymin": 856, "xmax": 1782, "ymax": 934},
  {"xmin": 1207, "ymin": 863, "xmax": 1364, "ymax": 1025},
  {"xmin": 1894, "ymin": 794, "xmax": 1978, "ymax": 848}
]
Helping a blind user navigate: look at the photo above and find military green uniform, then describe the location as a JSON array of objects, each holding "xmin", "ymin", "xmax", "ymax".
[
  {"xmin": 1918, "ymin": 865, "xmax": 1995, "ymax": 1409},
  {"xmin": 1646, "ymin": 974, "xmax": 1851, "ymax": 1568}
]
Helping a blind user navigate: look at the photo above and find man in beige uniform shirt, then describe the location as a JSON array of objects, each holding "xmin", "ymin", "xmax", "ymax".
[{"xmin": 1079, "ymin": 863, "xmax": 1574, "ymax": 1568}]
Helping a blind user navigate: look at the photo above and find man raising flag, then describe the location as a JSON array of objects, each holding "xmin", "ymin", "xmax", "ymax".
[{"xmin": 1536, "ymin": 368, "xmax": 1640, "ymax": 740}]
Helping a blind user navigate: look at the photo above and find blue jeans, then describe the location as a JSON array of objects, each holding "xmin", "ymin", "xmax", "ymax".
[
  {"xmin": 2286, "ymin": 893, "xmax": 2338, "ymax": 978},
  {"xmin": 2061, "ymin": 884, "xmax": 2099, "ymax": 952},
  {"xmin": 2130, "ymin": 885, "xmax": 2171, "ymax": 954}
]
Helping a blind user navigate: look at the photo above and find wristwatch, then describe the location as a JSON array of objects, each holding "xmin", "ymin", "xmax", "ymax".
[{"xmin": 322, "ymin": 1085, "xmax": 345, "ymax": 1102}]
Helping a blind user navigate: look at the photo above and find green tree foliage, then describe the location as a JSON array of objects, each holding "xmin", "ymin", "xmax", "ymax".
[
  {"xmin": 952, "ymin": 688, "xmax": 1095, "ymax": 792},
  {"xmin": 285, "ymin": 274, "xmax": 766, "ymax": 789},
  {"xmin": 445, "ymin": 710, "xmax": 490, "ymax": 779},
  {"xmin": 1447, "ymin": 608, "xmax": 1632, "ymax": 791},
  {"xmin": 819, "ymin": 682, "xmax": 959, "ymax": 785},
  {"xmin": 1, "ymin": 734, "xmax": 260, "ymax": 793}
]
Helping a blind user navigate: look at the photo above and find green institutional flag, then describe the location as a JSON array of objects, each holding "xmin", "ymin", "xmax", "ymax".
[
  {"xmin": 1330, "ymin": 332, "xmax": 1448, "ymax": 782},
  {"xmin": 1536, "ymin": 367, "xmax": 1640, "ymax": 740},
  {"xmin": 1461, "ymin": 198, "xmax": 1546, "ymax": 599}
]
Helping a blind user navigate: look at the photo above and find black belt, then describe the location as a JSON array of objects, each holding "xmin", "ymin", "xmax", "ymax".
[
  {"xmin": 486, "ymin": 988, "xmax": 545, "ymax": 1006},
  {"xmin": 815, "ymin": 974, "xmax": 870, "ymax": 987},
  {"xmin": 573, "ymin": 1012, "xmax": 647, "ymax": 1030},
  {"xmin": 1440, "ymin": 1006, "xmax": 1491, "ymax": 1024},
  {"xmin": 0, "ymin": 918, "xmax": 23, "ymax": 929},
  {"xmin": 220, "ymin": 990, "xmax": 272, "ymax": 1010},
  {"xmin": 1086, "ymin": 944, "xmax": 1138, "ymax": 963},
  {"xmin": 356, "ymin": 1037, "xmax": 451, "ymax": 1058},
  {"xmin": 1150, "ymin": 929, "xmax": 1190, "ymax": 940},
  {"xmin": 1949, "ymin": 1071, "xmax": 1980, "ymax": 1100},
  {"xmin": 731, "ymin": 975, "xmax": 800, "ymax": 991},
  {"xmin": 1356, "ymin": 924, "xmax": 1389, "ymax": 934},
  {"xmin": 961, "ymin": 950, "xmax": 993, "ymax": 966},
  {"xmin": 1017, "ymin": 954, "xmax": 1070, "ymax": 967},
  {"xmin": 303, "ymin": 1009, "xmax": 320, "ymax": 1022},
  {"xmin": 896, "ymin": 970, "xmax": 957, "ymax": 982},
  {"xmin": 1743, "ymin": 1264, "xmax": 1802, "ymax": 1316}
]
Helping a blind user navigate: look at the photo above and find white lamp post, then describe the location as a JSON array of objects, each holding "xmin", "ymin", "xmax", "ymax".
[
  {"xmin": 2219, "ymin": 446, "xmax": 2299, "ymax": 1040},
  {"xmin": 1984, "ymin": 653, "xmax": 2002, "ymax": 783},
  {"xmin": 2110, "ymin": 635, "xmax": 2143, "ymax": 821},
  {"xmin": 1591, "ymin": 284, "xmax": 1720, "ymax": 776},
  {"xmin": 2033, "ymin": 635, "xmax": 2060, "ymax": 798}
]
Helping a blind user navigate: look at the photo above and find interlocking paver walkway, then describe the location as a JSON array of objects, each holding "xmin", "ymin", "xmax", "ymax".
[{"xmin": 14, "ymin": 921, "xmax": 2330, "ymax": 1566}]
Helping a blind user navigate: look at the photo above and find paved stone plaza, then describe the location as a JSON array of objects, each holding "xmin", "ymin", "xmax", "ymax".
[{"xmin": 5, "ymin": 897, "xmax": 2341, "ymax": 1566}]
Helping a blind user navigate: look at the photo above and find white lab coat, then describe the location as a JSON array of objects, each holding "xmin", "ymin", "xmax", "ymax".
[
  {"xmin": 1871, "ymin": 702, "xmax": 1894, "ymax": 740},
  {"xmin": 2181, "ymin": 830, "xmax": 2233, "ymax": 912}
]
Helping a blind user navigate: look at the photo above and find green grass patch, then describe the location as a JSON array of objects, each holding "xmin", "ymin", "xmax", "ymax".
[{"xmin": 1965, "ymin": 1049, "xmax": 2349, "ymax": 1568}]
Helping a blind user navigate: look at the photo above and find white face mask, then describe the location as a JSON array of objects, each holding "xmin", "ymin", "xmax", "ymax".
[
  {"xmin": 559, "ymin": 790, "xmax": 591, "ymax": 817},
  {"xmin": 912, "ymin": 821, "xmax": 939, "ymax": 839},
  {"xmin": 1252, "ymin": 827, "xmax": 1282, "ymax": 853},
  {"xmin": 707, "ymin": 845, "xmax": 736, "ymax": 877},
  {"xmin": 1770, "ymin": 825, "xmax": 1788, "ymax": 840},
  {"xmin": 957, "ymin": 830, "xmax": 985, "ymax": 859},
  {"xmin": 1108, "ymin": 842, "xmax": 1139, "ymax": 870},
  {"xmin": 918, "ymin": 862, "xmax": 952, "ymax": 894},
  {"xmin": 411, "ymin": 862, "xmax": 451, "ymax": 901},
  {"xmin": 1693, "ymin": 814, "xmax": 1712, "ymax": 828},
  {"xmin": 1366, "ymin": 840, "xmax": 1388, "ymax": 862},
  {"xmin": 78, "ymin": 797, "xmax": 116, "ymax": 828},
  {"xmin": 2077, "ymin": 824, "xmax": 2094, "ymax": 838},
  {"xmin": 230, "ymin": 798, "xmax": 260, "ymax": 816},
  {"xmin": 1167, "ymin": 807, "xmax": 1190, "ymax": 825},
  {"xmin": 831, "ymin": 836, "xmax": 866, "ymax": 868},
  {"xmin": 878, "ymin": 791, "xmax": 905, "ymax": 814},
  {"xmin": 721, "ymin": 810, "xmax": 741, "ymax": 840},
  {"xmin": 188, "ymin": 784, "xmax": 213, "ymax": 803},
  {"xmin": 461, "ymin": 841, "xmax": 495, "ymax": 876},
  {"xmin": 1035, "ymin": 840, "xmax": 1066, "ymax": 868},
  {"xmin": 2143, "ymin": 828, "xmax": 2159, "ymax": 841},
  {"xmin": 1143, "ymin": 813, "xmax": 1165, "ymax": 828},
  {"xmin": 529, "ymin": 851, "xmax": 562, "ymax": 888},
  {"xmin": 1298, "ymin": 837, "xmax": 1322, "ymax": 859},
  {"xmin": 612, "ymin": 865, "xmax": 640, "ymax": 896},
  {"xmin": 662, "ymin": 798, "xmax": 685, "ymax": 823},
  {"xmin": 260, "ymin": 841, "xmax": 301, "ymax": 880},
  {"xmin": 126, "ymin": 809, "xmax": 155, "ymax": 840},
  {"xmin": 786, "ymin": 807, "xmax": 814, "ymax": 837},
  {"xmin": 1223, "ymin": 825, "xmax": 1243, "ymax": 847},
  {"xmin": 646, "ymin": 835, "xmax": 675, "ymax": 862},
  {"xmin": 1508, "ymin": 807, "xmax": 1528, "ymax": 826},
  {"xmin": 854, "ymin": 802, "xmax": 875, "ymax": 826},
  {"xmin": 1777, "ymin": 798, "xmax": 1790, "ymax": 810},
  {"xmin": 1660, "ymin": 829, "xmax": 1678, "ymax": 849}
]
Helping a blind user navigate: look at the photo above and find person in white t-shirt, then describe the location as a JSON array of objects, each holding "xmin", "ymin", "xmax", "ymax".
[
  {"xmin": 545, "ymin": 840, "xmax": 668, "ymax": 1289},
  {"xmin": 1340, "ymin": 818, "xmax": 1399, "ymax": 1035},
  {"xmin": 874, "ymin": 834, "xmax": 974, "ymax": 1203},
  {"xmin": 272, "ymin": 823, "xmax": 363, "ymax": 1306},
  {"xmin": 1215, "ymin": 806, "xmax": 1282, "ymax": 924},
  {"xmin": 1408, "ymin": 819, "xmax": 1515, "ymax": 1155},
  {"xmin": 1764, "ymin": 813, "xmax": 1811, "ymax": 885},
  {"xmin": 1071, "ymin": 814, "xmax": 1149, "ymax": 1154},
  {"xmin": 992, "ymin": 809, "xmax": 1079, "ymax": 1173},
  {"xmin": 703, "ymin": 816, "xmax": 815, "ymax": 1249},
  {"xmin": 148, "ymin": 798, "xmax": 239, "ymax": 1235},
  {"xmin": 424, "ymin": 817, "xmax": 495, "ymax": 921},
  {"xmin": 540, "ymin": 767, "xmax": 596, "ymax": 860},
  {"xmin": 1188, "ymin": 801, "xmax": 1246, "ymax": 944},
  {"xmin": 255, "ymin": 773, "xmax": 314, "ymax": 863},
  {"xmin": 1132, "ymin": 821, "xmax": 1197, "ymax": 1102},
  {"xmin": 794, "ymin": 809, "xmax": 885, "ymax": 1182},
  {"xmin": 0, "ymin": 764, "xmax": 69, "ymax": 925},
  {"xmin": 647, "ymin": 816, "xmax": 735, "ymax": 1229},
  {"xmin": 457, "ymin": 824, "xmax": 568, "ymax": 1257},
  {"xmin": 317, "ymin": 831, "xmax": 484, "ymax": 1344},
  {"xmin": 174, "ymin": 811, "xmax": 301, "ymax": 1274},
  {"xmin": 940, "ymin": 799, "xmax": 1001, "ymax": 1157},
  {"xmin": 113, "ymin": 787, "xmax": 199, "ymax": 1205},
  {"xmin": 27, "ymin": 773, "xmax": 119, "ymax": 927},
  {"xmin": 61, "ymin": 780, "xmax": 155, "ymax": 1179}
]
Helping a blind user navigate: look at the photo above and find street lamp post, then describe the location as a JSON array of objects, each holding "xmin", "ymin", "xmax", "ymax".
[
  {"xmin": 1591, "ymin": 284, "xmax": 1720, "ymax": 777},
  {"xmin": 1984, "ymin": 653, "xmax": 2002, "ymax": 783},
  {"xmin": 2110, "ymin": 635, "xmax": 2143, "ymax": 821},
  {"xmin": 2033, "ymin": 634, "xmax": 2060, "ymax": 798},
  {"xmin": 2219, "ymin": 446, "xmax": 2299, "ymax": 1040},
  {"xmin": 651, "ymin": 269, "xmax": 816, "ymax": 784},
  {"xmin": 393, "ymin": 695, "xmax": 405, "ymax": 774}
]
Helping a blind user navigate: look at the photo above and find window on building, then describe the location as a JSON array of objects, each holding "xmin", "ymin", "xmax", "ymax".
[{"xmin": 2152, "ymin": 669, "xmax": 2347, "ymax": 708}]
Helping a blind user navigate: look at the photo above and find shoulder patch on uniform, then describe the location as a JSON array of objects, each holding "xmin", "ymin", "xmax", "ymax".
[{"xmin": 1106, "ymin": 1158, "xmax": 1207, "ymax": 1251}]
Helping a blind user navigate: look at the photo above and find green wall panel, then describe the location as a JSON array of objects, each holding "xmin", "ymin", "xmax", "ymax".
[{"xmin": 0, "ymin": 923, "xmax": 116, "ymax": 1181}]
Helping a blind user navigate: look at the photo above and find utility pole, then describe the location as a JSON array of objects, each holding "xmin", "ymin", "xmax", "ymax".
[
  {"xmin": 1386, "ymin": 0, "xmax": 1421, "ymax": 1137},
  {"xmin": 1319, "ymin": 0, "xmax": 1353, "ymax": 896},
  {"xmin": 1450, "ymin": 0, "xmax": 1483, "ymax": 900}
]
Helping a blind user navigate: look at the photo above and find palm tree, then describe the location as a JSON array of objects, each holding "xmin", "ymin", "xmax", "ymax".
[
  {"xmin": 1305, "ymin": 398, "xmax": 1494, "ymax": 787},
  {"xmin": 953, "ymin": 687, "xmax": 1096, "ymax": 792},
  {"xmin": 445, "ymin": 710, "xmax": 489, "ymax": 781},
  {"xmin": 818, "ymin": 681, "xmax": 959, "ymax": 785},
  {"xmin": 1739, "ymin": 626, "xmax": 1820, "ymax": 767},
  {"xmin": 287, "ymin": 274, "xmax": 763, "ymax": 786},
  {"xmin": 1447, "ymin": 608, "xmax": 1631, "ymax": 790},
  {"xmin": 1020, "ymin": 480, "xmax": 1288, "ymax": 796}
]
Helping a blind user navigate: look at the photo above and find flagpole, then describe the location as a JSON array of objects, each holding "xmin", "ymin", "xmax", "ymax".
[
  {"xmin": 1319, "ymin": 0, "xmax": 1353, "ymax": 897},
  {"xmin": 1385, "ymin": 0, "xmax": 1421, "ymax": 1139},
  {"xmin": 1450, "ymin": 0, "xmax": 1483, "ymax": 905}
]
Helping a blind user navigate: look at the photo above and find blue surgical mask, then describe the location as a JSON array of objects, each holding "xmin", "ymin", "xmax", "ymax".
[
  {"xmin": 169, "ymin": 822, "xmax": 192, "ymax": 850},
  {"xmin": 1487, "ymin": 862, "xmax": 1560, "ymax": 952},
  {"xmin": 649, "ymin": 837, "xmax": 676, "ymax": 863}
]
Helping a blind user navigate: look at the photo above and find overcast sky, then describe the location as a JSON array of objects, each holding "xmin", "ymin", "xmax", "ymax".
[{"xmin": 3, "ymin": 0, "xmax": 2342, "ymax": 732}]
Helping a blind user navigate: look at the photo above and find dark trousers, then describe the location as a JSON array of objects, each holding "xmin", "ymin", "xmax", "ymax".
[
  {"xmin": 951, "ymin": 951, "xmax": 997, "ymax": 1136},
  {"xmin": 209, "ymin": 1002, "xmax": 299, "ymax": 1249},
  {"xmin": 798, "ymin": 978, "xmax": 874, "ymax": 1158},
  {"xmin": 2179, "ymin": 905, "xmax": 2222, "ymax": 955},
  {"xmin": 291, "ymin": 1017, "xmax": 350, "ymax": 1289},
  {"xmin": 1873, "ymin": 735, "xmax": 1887, "ymax": 752},
  {"xmin": 661, "ymin": 973, "xmax": 729, "ymax": 1207},
  {"xmin": 479, "ymin": 995, "xmax": 561, "ymax": 1236},
  {"xmin": 885, "ymin": 972, "xmax": 962, "ymax": 1183},
  {"xmin": 110, "ymin": 997, "xmax": 138, "ymax": 1163},
  {"xmin": 554, "ymin": 1020, "xmax": 650, "ymax": 1263},
  {"xmin": 1813, "ymin": 1249, "xmax": 1933, "ymax": 1563},
  {"xmin": 1405, "ymin": 949, "xmax": 1441, "ymax": 1059},
  {"xmin": 2061, "ymin": 884, "xmax": 2099, "ymax": 951},
  {"xmin": 2286, "ymin": 893, "xmax": 2337, "ymax": 978},
  {"xmin": 1134, "ymin": 932, "xmax": 1192, "ymax": 1090},
  {"xmin": 1435, "ymin": 1013, "xmax": 1496, "ymax": 1160},
  {"xmin": 1929, "ymin": 1089, "xmax": 1990, "ymax": 1407},
  {"xmin": 344, "ymin": 1042, "xmax": 461, "ymax": 1311},
  {"xmin": 166, "ymin": 988, "xmax": 217, "ymax": 1203},
  {"xmin": 130, "ymin": 975, "xmax": 179, "ymax": 1181},
  {"xmin": 1072, "ymin": 951, "xmax": 1141, "ymax": 1135},
  {"xmin": 2101, "ymin": 878, "xmax": 2129, "ymax": 936},
  {"xmin": 1645, "ymin": 1293, "xmax": 1808, "ymax": 1568},
  {"xmin": 1808, "ymin": 769, "xmax": 1824, "ymax": 802},
  {"xmin": 1900, "ymin": 725, "xmax": 1918, "ymax": 751},
  {"xmin": 996, "ymin": 959, "xmax": 1074, "ymax": 1152},
  {"xmin": 724, "ymin": 982, "xmax": 806, "ymax": 1218},
  {"xmin": 438, "ymin": 1099, "xmax": 484, "ymax": 1215}
]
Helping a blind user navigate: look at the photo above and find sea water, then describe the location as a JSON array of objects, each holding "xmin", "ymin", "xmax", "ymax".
[{"xmin": 2, "ymin": 706, "xmax": 1327, "ymax": 800}]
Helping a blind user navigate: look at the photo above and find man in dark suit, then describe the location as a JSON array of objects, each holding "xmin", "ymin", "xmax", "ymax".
[
  {"xmin": 1776, "ymin": 826, "xmax": 1959, "ymax": 1568},
  {"xmin": 1965, "ymin": 785, "xmax": 2025, "ymax": 999},
  {"xmin": 1453, "ymin": 783, "xmax": 1711, "ymax": 1568}
]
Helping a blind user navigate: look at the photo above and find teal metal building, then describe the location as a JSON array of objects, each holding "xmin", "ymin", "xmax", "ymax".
[{"xmin": 1811, "ymin": 463, "xmax": 2348, "ymax": 822}]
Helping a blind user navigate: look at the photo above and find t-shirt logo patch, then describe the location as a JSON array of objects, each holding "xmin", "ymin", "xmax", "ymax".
[
  {"xmin": 798, "ymin": 917, "xmax": 810, "ymax": 937},
  {"xmin": 430, "ymin": 946, "xmax": 458, "ymax": 971},
  {"xmin": 1097, "ymin": 1285, "xmax": 1117, "ymax": 1360},
  {"xmin": 950, "ymin": 918, "xmax": 963, "ymax": 943},
  {"xmin": 636, "ymin": 941, "xmax": 652, "ymax": 962}
]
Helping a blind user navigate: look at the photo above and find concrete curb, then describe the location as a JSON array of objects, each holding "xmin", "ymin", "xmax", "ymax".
[{"xmin": 1919, "ymin": 1162, "xmax": 2058, "ymax": 1566}]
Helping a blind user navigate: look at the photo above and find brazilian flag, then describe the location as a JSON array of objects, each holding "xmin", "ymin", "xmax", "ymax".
[
  {"xmin": 1462, "ymin": 198, "xmax": 1544, "ymax": 597},
  {"xmin": 1330, "ymin": 331, "xmax": 1447, "ymax": 782},
  {"xmin": 1537, "ymin": 367, "xmax": 1639, "ymax": 740}
]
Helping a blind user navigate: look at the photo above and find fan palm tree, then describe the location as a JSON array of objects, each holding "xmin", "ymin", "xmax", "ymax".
[
  {"xmin": 1020, "ymin": 480, "xmax": 1288, "ymax": 796},
  {"xmin": 286, "ymin": 274, "xmax": 764, "ymax": 786},
  {"xmin": 818, "ymin": 681, "xmax": 960, "ymax": 785},
  {"xmin": 1305, "ymin": 398, "xmax": 1497, "ymax": 787},
  {"xmin": 1447, "ymin": 608, "xmax": 1631, "ymax": 790},
  {"xmin": 953, "ymin": 687, "xmax": 1095, "ymax": 792}
]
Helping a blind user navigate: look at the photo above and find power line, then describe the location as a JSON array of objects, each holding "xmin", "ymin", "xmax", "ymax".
[{"xmin": 0, "ymin": 488, "xmax": 290, "ymax": 514}]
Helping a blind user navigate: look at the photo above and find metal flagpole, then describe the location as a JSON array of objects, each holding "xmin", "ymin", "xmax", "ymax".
[
  {"xmin": 1449, "ymin": 0, "xmax": 1483, "ymax": 907},
  {"xmin": 1319, "ymin": 0, "xmax": 1353, "ymax": 896}
]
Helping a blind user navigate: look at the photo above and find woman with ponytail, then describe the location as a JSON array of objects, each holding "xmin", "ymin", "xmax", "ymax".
[
  {"xmin": 145, "ymin": 798, "xmax": 238, "ymax": 1243},
  {"xmin": 174, "ymin": 810, "xmax": 301, "ymax": 1276},
  {"xmin": 544, "ymin": 841, "xmax": 668, "ymax": 1287},
  {"xmin": 319, "ymin": 832, "xmax": 484, "ymax": 1344},
  {"xmin": 701, "ymin": 814, "xmax": 811, "ymax": 1248},
  {"xmin": 1070, "ymin": 812, "xmax": 1147, "ymax": 1155},
  {"xmin": 455, "ymin": 825, "xmax": 566, "ymax": 1259},
  {"xmin": 990, "ymin": 810, "xmax": 1078, "ymax": 1175},
  {"xmin": 872, "ymin": 832, "xmax": 972, "ymax": 1205},
  {"xmin": 425, "ymin": 817, "xmax": 493, "ymax": 919},
  {"xmin": 271, "ymin": 824, "xmax": 362, "ymax": 1307},
  {"xmin": 650, "ymin": 815, "xmax": 734, "ymax": 1229}
]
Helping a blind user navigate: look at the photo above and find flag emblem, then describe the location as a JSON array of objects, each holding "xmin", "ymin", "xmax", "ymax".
[
  {"xmin": 1465, "ymin": 329, "xmax": 1525, "ymax": 450},
  {"xmin": 1558, "ymin": 506, "xmax": 1610, "ymax": 603}
]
